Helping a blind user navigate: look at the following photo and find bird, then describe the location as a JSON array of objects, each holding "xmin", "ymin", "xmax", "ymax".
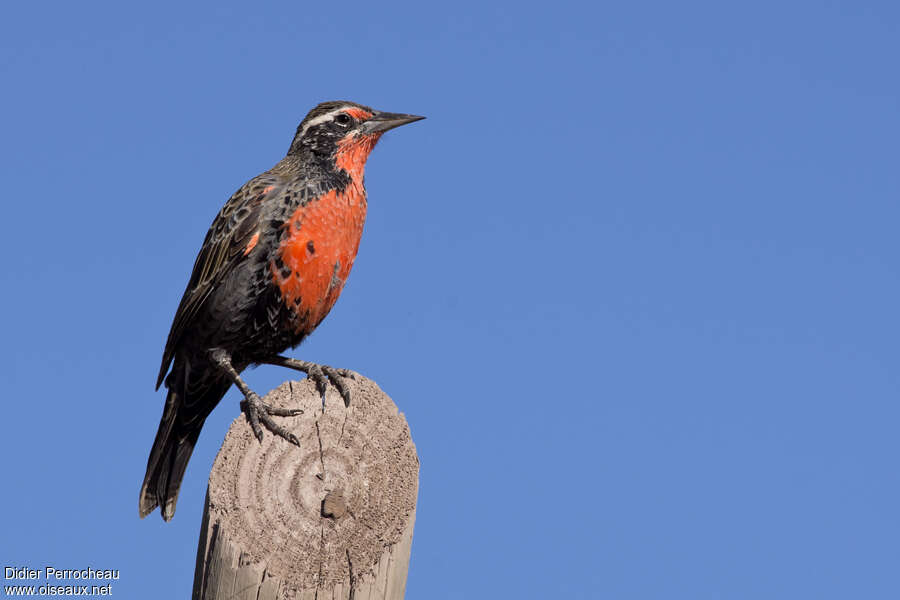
[{"xmin": 139, "ymin": 101, "xmax": 424, "ymax": 521}]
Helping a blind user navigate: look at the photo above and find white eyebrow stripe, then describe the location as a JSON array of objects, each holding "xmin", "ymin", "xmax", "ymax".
[{"xmin": 299, "ymin": 107, "xmax": 353, "ymax": 137}]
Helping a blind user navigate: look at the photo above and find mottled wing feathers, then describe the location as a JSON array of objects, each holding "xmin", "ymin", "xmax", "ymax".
[{"xmin": 156, "ymin": 174, "xmax": 283, "ymax": 388}]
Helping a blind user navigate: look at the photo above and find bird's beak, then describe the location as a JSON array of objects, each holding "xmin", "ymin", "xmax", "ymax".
[{"xmin": 361, "ymin": 112, "xmax": 426, "ymax": 134}]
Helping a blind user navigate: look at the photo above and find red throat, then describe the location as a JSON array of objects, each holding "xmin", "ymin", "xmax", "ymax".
[{"xmin": 335, "ymin": 133, "xmax": 383, "ymax": 182}]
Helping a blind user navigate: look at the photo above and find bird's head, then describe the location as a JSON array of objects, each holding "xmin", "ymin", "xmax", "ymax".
[{"xmin": 289, "ymin": 101, "xmax": 424, "ymax": 179}]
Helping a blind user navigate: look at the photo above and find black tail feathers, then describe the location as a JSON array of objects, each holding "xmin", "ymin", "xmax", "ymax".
[
  {"xmin": 139, "ymin": 368, "xmax": 228, "ymax": 521},
  {"xmin": 139, "ymin": 387, "xmax": 198, "ymax": 521}
]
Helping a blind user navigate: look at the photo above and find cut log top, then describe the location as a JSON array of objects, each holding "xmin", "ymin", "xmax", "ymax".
[{"xmin": 194, "ymin": 375, "xmax": 419, "ymax": 600}]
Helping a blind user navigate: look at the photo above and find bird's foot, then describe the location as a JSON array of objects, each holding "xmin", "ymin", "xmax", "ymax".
[
  {"xmin": 209, "ymin": 348, "xmax": 304, "ymax": 444},
  {"xmin": 241, "ymin": 391, "xmax": 303, "ymax": 445},
  {"xmin": 265, "ymin": 356, "xmax": 355, "ymax": 407}
]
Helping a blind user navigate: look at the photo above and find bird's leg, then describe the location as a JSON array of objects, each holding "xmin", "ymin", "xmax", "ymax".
[
  {"xmin": 209, "ymin": 349, "xmax": 302, "ymax": 445},
  {"xmin": 260, "ymin": 356, "xmax": 355, "ymax": 408}
]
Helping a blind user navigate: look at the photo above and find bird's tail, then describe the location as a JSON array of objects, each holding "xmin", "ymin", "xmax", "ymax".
[{"xmin": 139, "ymin": 364, "xmax": 229, "ymax": 521}]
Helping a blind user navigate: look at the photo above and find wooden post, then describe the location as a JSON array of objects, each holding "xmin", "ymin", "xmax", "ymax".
[{"xmin": 193, "ymin": 375, "xmax": 419, "ymax": 600}]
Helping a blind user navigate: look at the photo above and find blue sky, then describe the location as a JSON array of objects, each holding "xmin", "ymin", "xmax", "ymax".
[{"xmin": 2, "ymin": 1, "xmax": 898, "ymax": 598}]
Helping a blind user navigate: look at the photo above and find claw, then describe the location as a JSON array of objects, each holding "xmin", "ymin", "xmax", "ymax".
[
  {"xmin": 321, "ymin": 365, "xmax": 352, "ymax": 407},
  {"xmin": 210, "ymin": 348, "xmax": 303, "ymax": 445},
  {"xmin": 266, "ymin": 406, "xmax": 304, "ymax": 417},
  {"xmin": 263, "ymin": 356, "xmax": 354, "ymax": 408},
  {"xmin": 305, "ymin": 364, "xmax": 329, "ymax": 397},
  {"xmin": 241, "ymin": 397, "xmax": 264, "ymax": 442},
  {"xmin": 242, "ymin": 392, "xmax": 302, "ymax": 446}
]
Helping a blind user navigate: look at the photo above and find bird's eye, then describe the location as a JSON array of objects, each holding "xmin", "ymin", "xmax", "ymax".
[{"xmin": 334, "ymin": 114, "xmax": 352, "ymax": 127}]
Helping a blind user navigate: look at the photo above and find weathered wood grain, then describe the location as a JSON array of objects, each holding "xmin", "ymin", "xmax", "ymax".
[{"xmin": 193, "ymin": 375, "xmax": 418, "ymax": 600}]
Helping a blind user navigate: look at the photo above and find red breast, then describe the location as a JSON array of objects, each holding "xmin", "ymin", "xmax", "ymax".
[{"xmin": 272, "ymin": 132, "xmax": 381, "ymax": 332}]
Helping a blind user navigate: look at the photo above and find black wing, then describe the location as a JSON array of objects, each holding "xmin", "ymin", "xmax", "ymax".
[{"xmin": 156, "ymin": 173, "xmax": 283, "ymax": 388}]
